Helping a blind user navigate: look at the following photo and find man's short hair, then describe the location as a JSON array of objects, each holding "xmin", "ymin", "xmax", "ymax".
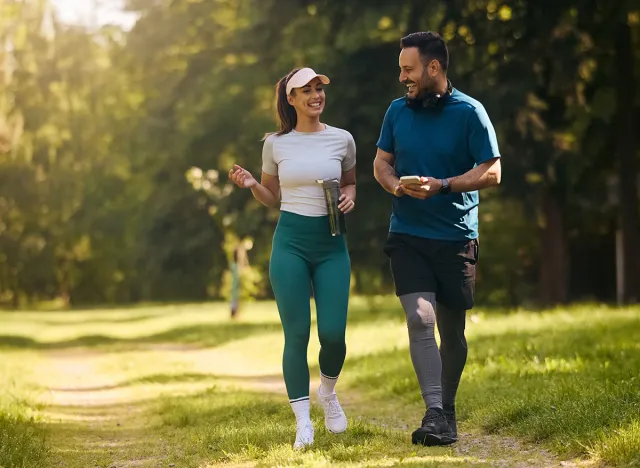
[{"xmin": 400, "ymin": 31, "xmax": 449, "ymax": 71}]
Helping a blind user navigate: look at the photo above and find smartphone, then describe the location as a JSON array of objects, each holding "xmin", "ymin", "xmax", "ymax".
[{"xmin": 400, "ymin": 175, "xmax": 422, "ymax": 186}]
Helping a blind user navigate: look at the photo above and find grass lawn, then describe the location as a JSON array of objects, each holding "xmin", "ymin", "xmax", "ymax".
[
  {"xmin": 0, "ymin": 354, "xmax": 49, "ymax": 468},
  {"xmin": 0, "ymin": 297, "xmax": 638, "ymax": 467}
]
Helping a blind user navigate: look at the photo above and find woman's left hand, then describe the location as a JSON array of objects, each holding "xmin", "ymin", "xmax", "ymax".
[{"xmin": 338, "ymin": 194, "xmax": 355, "ymax": 214}]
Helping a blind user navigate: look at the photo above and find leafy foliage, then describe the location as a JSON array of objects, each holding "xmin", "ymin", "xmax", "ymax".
[{"xmin": 0, "ymin": 0, "xmax": 638, "ymax": 306}]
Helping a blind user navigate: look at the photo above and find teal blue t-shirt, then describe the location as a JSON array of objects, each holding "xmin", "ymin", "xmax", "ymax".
[{"xmin": 376, "ymin": 89, "xmax": 500, "ymax": 241}]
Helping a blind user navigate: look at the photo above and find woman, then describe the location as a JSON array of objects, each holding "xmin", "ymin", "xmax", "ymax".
[{"xmin": 228, "ymin": 67, "xmax": 356, "ymax": 449}]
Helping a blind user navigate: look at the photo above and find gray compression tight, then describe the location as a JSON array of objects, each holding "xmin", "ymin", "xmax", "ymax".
[{"xmin": 399, "ymin": 293, "xmax": 468, "ymax": 410}]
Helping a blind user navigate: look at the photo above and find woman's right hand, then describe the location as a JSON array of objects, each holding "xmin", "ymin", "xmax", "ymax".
[{"xmin": 229, "ymin": 164, "xmax": 257, "ymax": 188}]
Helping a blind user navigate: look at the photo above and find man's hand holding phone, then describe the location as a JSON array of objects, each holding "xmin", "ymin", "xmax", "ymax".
[
  {"xmin": 399, "ymin": 175, "xmax": 422, "ymax": 186},
  {"xmin": 399, "ymin": 175, "xmax": 442, "ymax": 200}
]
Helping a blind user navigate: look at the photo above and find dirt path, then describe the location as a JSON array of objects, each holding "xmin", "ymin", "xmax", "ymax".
[
  {"xmin": 33, "ymin": 351, "xmax": 166, "ymax": 468},
  {"xmin": 33, "ymin": 348, "xmax": 598, "ymax": 468}
]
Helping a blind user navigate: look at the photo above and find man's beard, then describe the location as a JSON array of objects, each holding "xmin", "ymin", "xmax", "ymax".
[
  {"xmin": 410, "ymin": 74, "xmax": 437, "ymax": 99},
  {"xmin": 405, "ymin": 73, "xmax": 438, "ymax": 106}
]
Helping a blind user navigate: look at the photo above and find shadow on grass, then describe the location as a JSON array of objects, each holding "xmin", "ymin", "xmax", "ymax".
[
  {"xmin": 0, "ymin": 298, "xmax": 397, "ymax": 352},
  {"xmin": 38, "ymin": 312, "xmax": 164, "ymax": 327},
  {"xmin": 0, "ymin": 297, "xmax": 401, "ymax": 352},
  {"xmin": 45, "ymin": 399, "xmax": 161, "ymax": 417},
  {"xmin": 48, "ymin": 371, "xmax": 283, "ymax": 393},
  {"xmin": 48, "ymin": 372, "xmax": 217, "ymax": 392},
  {"xmin": 0, "ymin": 321, "xmax": 283, "ymax": 351}
]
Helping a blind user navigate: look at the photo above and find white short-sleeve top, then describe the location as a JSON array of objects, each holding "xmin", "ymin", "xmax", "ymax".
[{"xmin": 261, "ymin": 125, "xmax": 356, "ymax": 217}]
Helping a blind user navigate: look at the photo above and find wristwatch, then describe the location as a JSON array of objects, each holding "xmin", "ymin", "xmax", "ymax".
[{"xmin": 439, "ymin": 178, "xmax": 451, "ymax": 195}]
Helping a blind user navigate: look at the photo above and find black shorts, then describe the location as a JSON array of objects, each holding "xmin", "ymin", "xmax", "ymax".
[{"xmin": 383, "ymin": 232, "xmax": 479, "ymax": 311}]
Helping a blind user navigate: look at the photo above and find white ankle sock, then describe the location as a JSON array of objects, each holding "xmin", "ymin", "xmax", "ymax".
[
  {"xmin": 319, "ymin": 373, "xmax": 339, "ymax": 396},
  {"xmin": 290, "ymin": 397, "xmax": 311, "ymax": 426}
]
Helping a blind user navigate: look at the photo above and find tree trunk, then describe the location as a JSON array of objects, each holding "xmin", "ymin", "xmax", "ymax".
[
  {"xmin": 538, "ymin": 190, "xmax": 569, "ymax": 305},
  {"xmin": 614, "ymin": 19, "xmax": 640, "ymax": 304}
]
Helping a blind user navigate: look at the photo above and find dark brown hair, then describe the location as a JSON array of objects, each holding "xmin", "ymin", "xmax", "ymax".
[
  {"xmin": 263, "ymin": 68, "xmax": 301, "ymax": 139},
  {"xmin": 401, "ymin": 31, "xmax": 449, "ymax": 71}
]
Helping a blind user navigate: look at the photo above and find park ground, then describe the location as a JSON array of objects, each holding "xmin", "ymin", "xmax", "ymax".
[{"xmin": 1, "ymin": 297, "xmax": 639, "ymax": 467}]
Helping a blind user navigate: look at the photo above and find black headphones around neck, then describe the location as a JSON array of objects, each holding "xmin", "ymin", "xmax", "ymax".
[{"xmin": 405, "ymin": 79, "xmax": 454, "ymax": 110}]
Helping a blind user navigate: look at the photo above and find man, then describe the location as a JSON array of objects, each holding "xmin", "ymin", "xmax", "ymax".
[{"xmin": 373, "ymin": 31, "xmax": 501, "ymax": 447}]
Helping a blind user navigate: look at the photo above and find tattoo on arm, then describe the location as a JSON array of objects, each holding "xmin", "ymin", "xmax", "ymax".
[{"xmin": 381, "ymin": 163, "xmax": 395, "ymax": 177}]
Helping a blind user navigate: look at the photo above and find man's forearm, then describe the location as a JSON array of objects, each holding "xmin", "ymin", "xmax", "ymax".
[
  {"xmin": 374, "ymin": 157, "xmax": 400, "ymax": 194},
  {"xmin": 447, "ymin": 158, "xmax": 501, "ymax": 193},
  {"xmin": 250, "ymin": 184, "xmax": 279, "ymax": 208}
]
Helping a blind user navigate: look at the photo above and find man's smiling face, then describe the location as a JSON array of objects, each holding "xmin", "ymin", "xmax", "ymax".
[{"xmin": 399, "ymin": 47, "xmax": 436, "ymax": 99}]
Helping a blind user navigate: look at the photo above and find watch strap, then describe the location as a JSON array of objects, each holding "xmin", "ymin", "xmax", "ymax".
[{"xmin": 439, "ymin": 178, "xmax": 451, "ymax": 194}]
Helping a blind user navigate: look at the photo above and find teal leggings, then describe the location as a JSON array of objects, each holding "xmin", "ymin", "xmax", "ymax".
[{"xmin": 269, "ymin": 210, "xmax": 351, "ymax": 401}]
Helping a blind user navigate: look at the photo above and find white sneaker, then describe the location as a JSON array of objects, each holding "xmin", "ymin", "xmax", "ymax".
[
  {"xmin": 317, "ymin": 386, "xmax": 348, "ymax": 433},
  {"xmin": 293, "ymin": 421, "xmax": 314, "ymax": 449}
]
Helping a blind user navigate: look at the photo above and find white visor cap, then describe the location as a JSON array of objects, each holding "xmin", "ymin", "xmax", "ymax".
[{"xmin": 286, "ymin": 68, "xmax": 330, "ymax": 95}]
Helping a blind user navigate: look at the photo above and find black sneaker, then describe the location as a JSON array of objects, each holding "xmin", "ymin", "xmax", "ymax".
[
  {"xmin": 411, "ymin": 408, "xmax": 456, "ymax": 446},
  {"xmin": 443, "ymin": 404, "xmax": 458, "ymax": 440}
]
